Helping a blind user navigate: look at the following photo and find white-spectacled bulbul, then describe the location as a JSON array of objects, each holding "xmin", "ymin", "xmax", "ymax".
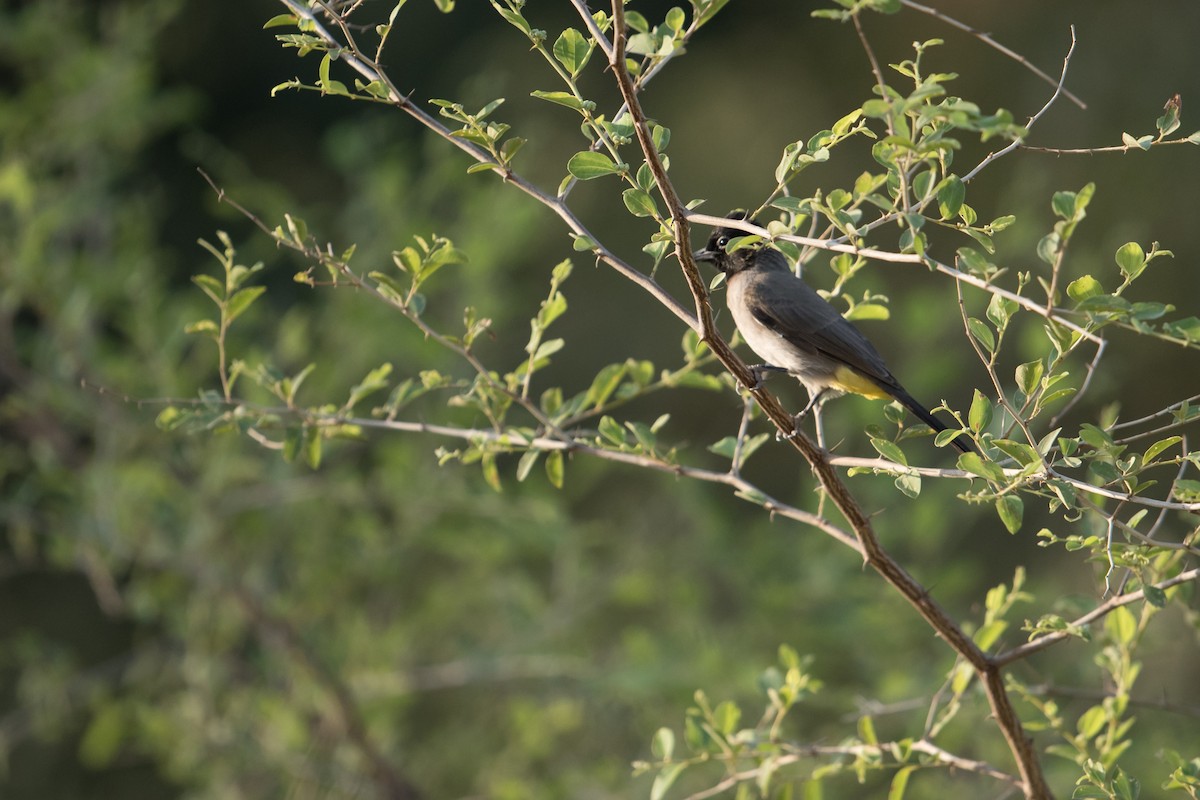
[{"xmin": 694, "ymin": 211, "xmax": 977, "ymax": 455}]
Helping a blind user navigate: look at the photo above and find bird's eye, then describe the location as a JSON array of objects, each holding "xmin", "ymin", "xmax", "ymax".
[{"xmin": 715, "ymin": 235, "xmax": 730, "ymax": 250}]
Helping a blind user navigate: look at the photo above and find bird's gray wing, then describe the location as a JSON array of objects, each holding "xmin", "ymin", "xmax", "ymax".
[{"xmin": 745, "ymin": 269, "xmax": 899, "ymax": 389}]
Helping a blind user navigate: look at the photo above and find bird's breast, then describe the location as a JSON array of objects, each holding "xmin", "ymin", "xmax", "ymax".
[{"xmin": 726, "ymin": 273, "xmax": 830, "ymax": 388}]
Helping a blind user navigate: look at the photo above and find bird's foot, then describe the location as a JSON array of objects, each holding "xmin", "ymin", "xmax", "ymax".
[{"xmin": 741, "ymin": 363, "xmax": 787, "ymax": 392}]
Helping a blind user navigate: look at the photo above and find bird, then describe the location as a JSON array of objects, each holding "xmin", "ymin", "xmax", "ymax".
[{"xmin": 693, "ymin": 211, "xmax": 977, "ymax": 455}]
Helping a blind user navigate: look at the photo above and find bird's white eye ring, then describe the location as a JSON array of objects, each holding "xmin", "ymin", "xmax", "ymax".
[{"xmin": 716, "ymin": 235, "xmax": 730, "ymax": 249}]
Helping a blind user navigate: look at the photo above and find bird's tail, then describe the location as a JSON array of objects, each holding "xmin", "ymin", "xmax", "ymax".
[{"xmin": 890, "ymin": 388, "xmax": 978, "ymax": 455}]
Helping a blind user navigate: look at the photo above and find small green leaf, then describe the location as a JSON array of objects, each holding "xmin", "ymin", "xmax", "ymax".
[
  {"xmin": 480, "ymin": 452, "xmax": 501, "ymax": 491},
  {"xmin": 958, "ymin": 451, "xmax": 1005, "ymax": 482},
  {"xmin": 495, "ymin": 7, "xmax": 532, "ymax": 36},
  {"xmin": 263, "ymin": 13, "xmax": 298, "ymax": 29},
  {"xmin": 870, "ymin": 437, "xmax": 908, "ymax": 466},
  {"xmin": 185, "ymin": 319, "xmax": 218, "ymax": 335},
  {"xmin": 650, "ymin": 763, "xmax": 687, "ymax": 800},
  {"xmin": 887, "ymin": 766, "xmax": 916, "ymax": 800},
  {"xmin": 553, "ymin": 28, "xmax": 592, "ymax": 77},
  {"xmin": 304, "ymin": 426, "xmax": 322, "ymax": 469},
  {"xmin": 844, "ymin": 303, "xmax": 889, "ymax": 321},
  {"xmin": 545, "ymin": 450, "xmax": 564, "ymax": 488},
  {"xmin": 968, "ymin": 390, "xmax": 992, "ymax": 433},
  {"xmin": 1143, "ymin": 585, "xmax": 1167, "ymax": 608},
  {"xmin": 516, "ymin": 450, "xmax": 540, "ymax": 481},
  {"xmin": 937, "ymin": 175, "xmax": 965, "ymax": 219},
  {"xmin": 530, "ymin": 90, "xmax": 584, "ymax": 110},
  {"xmin": 894, "ymin": 472, "xmax": 921, "ymax": 498},
  {"xmin": 995, "ymin": 495, "xmax": 1023, "ymax": 534},
  {"xmin": 1106, "ymin": 605, "xmax": 1137, "ymax": 646},
  {"xmin": 598, "ymin": 415, "xmax": 626, "ymax": 446},
  {"xmin": 622, "ymin": 187, "xmax": 659, "ymax": 218},
  {"xmin": 566, "ymin": 151, "xmax": 622, "ymax": 180},
  {"xmin": 1067, "ymin": 275, "xmax": 1103, "ymax": 301},
  {"xmin": 226, "ymin": 286, "xmax": 266, "ymax": 323},
  {"xmin": 1076, "ymin": 704, "xmax": 1107, "ymax": 739},
  {"xmin": 1015, "ymin": 360, "xmax": 1044, "ymax": 397},
  {"xmin": 966, "ymin": 318, "xmax": 995, "ymax": 353},
  {"xmin": 1115, "ymin": 241, "xmax": 1146, "ymax": 280},
  {"xmin": 1142, "ymin": 436, "xmax": 1181, "ymax": 464},
  {"xmin": 192, "ymin": 274, "xmax": 224, "ymax": 303},
  {"xmin": 651, "ymin": 727, "xmax": 675, "ymax": 761}
]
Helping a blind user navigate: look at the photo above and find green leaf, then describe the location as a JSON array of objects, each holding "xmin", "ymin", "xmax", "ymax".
[
  {"xmin": 622, "ymin": 187, "xmax": 659, "ymax": 218},
  {"xmin": 995, "ymin": 495, "xmax": 1023, "ymax": 534},
  {"xmin": 651, "ymin": 727, "xmax": 675, "ymax": 761},
  {"xmin": 1051, "ymin": 190, "xmax": 1077, "ymax": 220},
  {"xmin": 870, "ymin": 437, "xmax": 908, "ymax": 466},
  {"xmin": 958, "ymin": 451, "xmax": 1005, "ymax": 482},
  {"xmin": 78, "ymin": 704, "xmax": 126, "ymax": 768},
  {"xmin": 566, "ymin": 151, "xmax": 622, "ymax": 180},
  {"xmin": 530, "ymin": 90, "xmax": 584, "ymax": 110},
  {"xmin": 553, "ymin": 28, "xmax": 592, "ymax": 77},
  {"xmin": 537, "ymin": 293, "xmax": 568, "ymax": 329},
  {"xmin": 1067, "ymin": 275, "xmax": 1103, "ymax": 302},
  {"xmin": 858, "ymin": 715, "xmax": 878, "ymax": 745},
  {"xmin": 956, "ymin": 246, "xmax": 995, "ymax": 276},
  {"xmin": 844, "ymin": 302, "xmax": 889, "ymax": 321},
  {"xmin": 665, "ymin": 6, "xmax": 686, "ymax": 32},
  {"xmin": 1106, "ymin": 605, "xmax": 1137, "ymax": 646},
  {"xmin": 303, "ymin": 426, "xmax": 322, "ymax": 469},
  {"xmin": 887, "ymin": 766, "xmax": 916, "ymax": 800},
  {"xmin": 226, "ymin": 286, "xmax": 266, "ymax": 323},
  {"xmin": 185, "ymin": 319, "xmax": 217, "ymax": 335},
  {"xmin": 968, "ymin": 389, "xmax": 992, "ymax": 432},
  {"xmin": 973, "ymin": 619, "xmax": 1008, "ymax": 650},
  {"xmin": 1015, "ymin": 360, "xmax": 1044, "ymax": 397},
  {"xmin": 495, "ymin": 7, "xmax": 532, "ymax": 37},
  {"xmin": 1142, "ymin": 436, "xmax": 1181, "ymax": 464},
  {"xmin": 587, "ymin": 363, "xmax": 627, "ymax": 408},
  {"xmin": 1036, "ymin": 232, "xmax": 1061, "ymax": 265},
  {"xmin": 263, "ymin": 13, "xmax": 298, "ymax": 29},
  {"xmin": 516, "ymin": 450, "xmax": 540, "ymax": 482},
  {"xmin": 480, "ymin": 452, "xmax": 501, "ymax": 491},
  {"xmin": 1076, "ymin": 704, "xmax": 1107, "ymax": 739},
  {"xmin": 1115, "ymin": 241, "xmax": 1146, "ymax": 280},
  {"xmin": 894, "ymin": 472, "xmax": 921, "ymax": 498},
  {"xmin": 966, "ymin": 317, "xmax": 995, "ymax": 353},
  {"xmin": 545, "ymin": 450, "xmax": 564, "ymax": 488},
  {"xmin": 192, "ymin": 274, "xmax": 224, "ymax": 304},
  {"xmin": 598, "ymin": 415, "xmax": 626, "ymax": 446},
  {"xmin": 651, "ymin": 763, "xmax": 687, "ymax": 800},
  {"xmin": 937, "ymin": 175, "xmax": 965, "ymax": 219}
]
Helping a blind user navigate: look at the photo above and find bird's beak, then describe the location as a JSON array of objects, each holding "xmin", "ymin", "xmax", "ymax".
[{"xmin": 692, "ymin": 248, "xmax": 715, "ymax": 265}]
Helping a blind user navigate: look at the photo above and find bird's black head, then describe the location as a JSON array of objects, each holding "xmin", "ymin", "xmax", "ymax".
[{"xmin": 693, "ymin": 210, "xmax": 762, "ymax": 276}]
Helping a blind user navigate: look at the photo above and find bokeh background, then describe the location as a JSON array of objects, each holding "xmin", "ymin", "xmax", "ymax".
[{"xmin": 2, "ymin": 1, "xmax": 1199, "ymax": 798}]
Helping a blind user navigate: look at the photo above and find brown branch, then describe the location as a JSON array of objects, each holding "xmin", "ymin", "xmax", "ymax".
[{"xmin": 608, "ymin": 4, "xmax": 1050, "ymax": 798}]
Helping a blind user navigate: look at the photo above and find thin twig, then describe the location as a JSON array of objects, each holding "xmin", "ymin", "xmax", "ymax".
[
  {"xmin": 899, "ymin": 0, "xmax": 1086, "ymax": 109},
  {"xmin": 962, "ymin": 26, "xmax": 1079, "ymax": 184},
  {"xmin": 993, "ymin": 567, "xmax": 1200, "ymax": 666}
]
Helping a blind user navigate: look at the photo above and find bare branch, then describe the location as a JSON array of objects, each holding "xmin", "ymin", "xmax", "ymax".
[
  {"xmin": 899, "ymin": 0, "xmax": 1086, "ymax": 109},
  {"xmin": 993, "ymin": 567, "xmax": 1200, "ymax": 666}
]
